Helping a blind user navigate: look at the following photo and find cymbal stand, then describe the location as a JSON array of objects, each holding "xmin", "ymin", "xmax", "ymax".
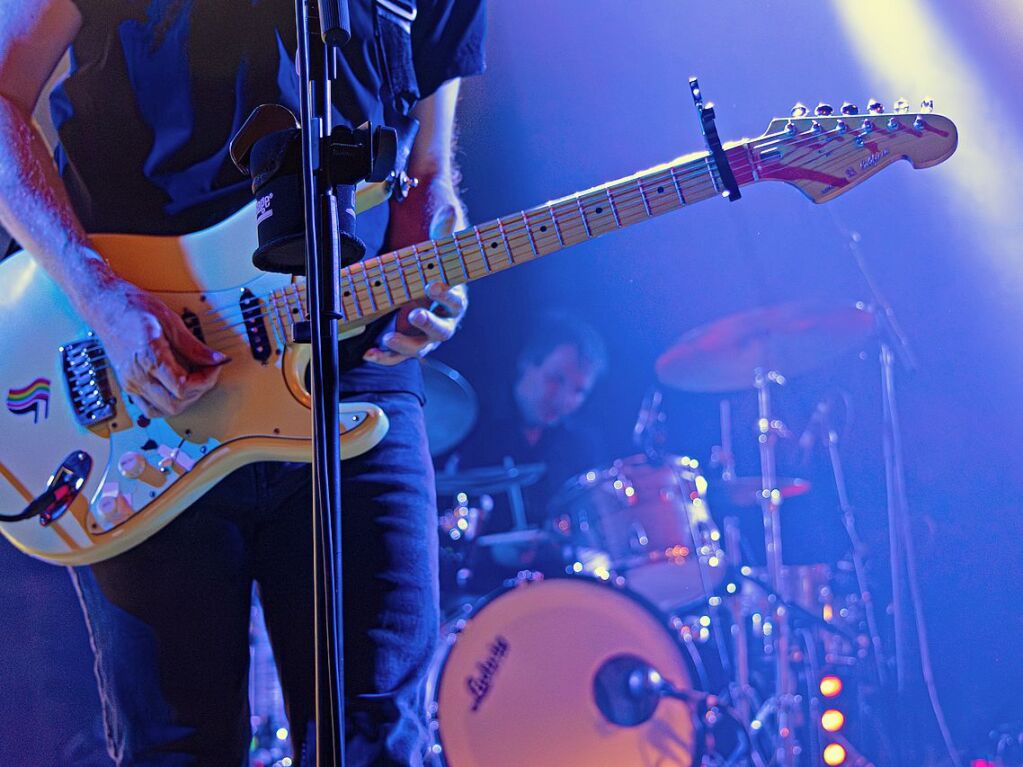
[{"xmin": 753, "ymin": 367, "xmax": 797, "ymax": 767}]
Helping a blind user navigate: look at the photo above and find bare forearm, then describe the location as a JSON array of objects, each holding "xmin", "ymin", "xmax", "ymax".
[{"xmin": 0, "ymin": 94, "xmax": 123, "ymax": 322}]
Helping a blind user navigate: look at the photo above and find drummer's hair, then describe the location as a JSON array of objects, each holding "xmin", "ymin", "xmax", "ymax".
[{"xmin": 517, "ymin": 311, "xmax": 608, "ymax": 378}]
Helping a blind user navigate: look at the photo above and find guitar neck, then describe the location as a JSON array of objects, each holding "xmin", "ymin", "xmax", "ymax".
[{"xmin": 267, "ymin": 143, "xmax": 755, "ymax": 335}]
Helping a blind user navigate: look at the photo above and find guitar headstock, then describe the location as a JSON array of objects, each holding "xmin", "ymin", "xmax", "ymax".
[{"xmin": 748, "ymin": 100, "xmax": 958, "ymax": 203}]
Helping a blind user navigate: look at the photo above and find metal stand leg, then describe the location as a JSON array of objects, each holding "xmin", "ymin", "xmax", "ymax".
[{"xmin": 753, "ymin": 368, "xmax": 797, "ymax": 767}]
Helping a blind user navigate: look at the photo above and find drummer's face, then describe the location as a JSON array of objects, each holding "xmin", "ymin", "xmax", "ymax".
[{"xmin": 515, "ymin": 343, "xmax": 597, "ymax": 427}]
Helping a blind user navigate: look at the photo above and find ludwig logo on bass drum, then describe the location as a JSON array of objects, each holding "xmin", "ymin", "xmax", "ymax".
[{"xmin": 465, "ymin": 635, "xmax": 509, "ymax": 712}]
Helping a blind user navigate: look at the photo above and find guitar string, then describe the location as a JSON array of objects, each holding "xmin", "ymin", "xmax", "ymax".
[
  {"xmin": 189, "ymin": 121, "xmax": 844, "ymax": 332},
  {"xmin": 190, "ymin": 128, "xmax": 833, "ymax": 340},
  {"xmin": 193, "ymin": 123, "xmax": 870, "ymax": 342},
  {"xmin": 80, "ymin": 125, "xmax": 906, "ymax": 375},
  {"xmin": 191, "ymin": 122, "xmax": 866, "ymax": 340},
  {"xmin": 194, "ymin": 117, "xmax": 909, "ymax": 338}
]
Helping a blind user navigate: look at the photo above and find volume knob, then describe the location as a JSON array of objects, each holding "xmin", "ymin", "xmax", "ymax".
[{"xmin": 118, "ymin": 451, "xmax": 148, "ymax": 479}]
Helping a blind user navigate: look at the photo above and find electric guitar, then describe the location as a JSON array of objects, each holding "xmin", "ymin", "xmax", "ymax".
[{"xmin": 0, "ymin": 104, "xmax": 957, "ymax": 564}]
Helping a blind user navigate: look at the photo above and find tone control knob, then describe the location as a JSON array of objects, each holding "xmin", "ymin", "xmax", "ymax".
[
  {"xmin": 94, "ymin": 483, "xmax": 134, "ymax": 526},
  {"xmin": 117, "ymin": 451, "xmax": 148, "ymax": 479}
]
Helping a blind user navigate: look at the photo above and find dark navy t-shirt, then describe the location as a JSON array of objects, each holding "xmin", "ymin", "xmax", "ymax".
[{"xmin": 50, "ymin": 0, "xmax": 485, "ymax": 393}]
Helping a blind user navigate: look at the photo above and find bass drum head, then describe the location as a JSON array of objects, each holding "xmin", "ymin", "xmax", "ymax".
[{"xmin": 428, "ymin": 577, "xmax": 698, "ymax": 767}]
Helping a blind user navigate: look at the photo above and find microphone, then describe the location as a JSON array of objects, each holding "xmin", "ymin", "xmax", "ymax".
[{"xmin": 798, "ymin": 396, "xmax": 832, "ymax": 453}]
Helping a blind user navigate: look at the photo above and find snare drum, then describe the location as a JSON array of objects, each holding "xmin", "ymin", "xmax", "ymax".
[
  {"xmin": 551, "ymin": 455, "xmax": 727, "ymax": 611},
  {"xmin": 427, "ymin": 576, "xmax": 700, "ymax": 767}
]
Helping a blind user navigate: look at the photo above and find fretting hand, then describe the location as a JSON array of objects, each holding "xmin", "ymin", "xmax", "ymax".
[{"xmin": 363, "ymin": 175, "xmax": 470, "ymax": 366}]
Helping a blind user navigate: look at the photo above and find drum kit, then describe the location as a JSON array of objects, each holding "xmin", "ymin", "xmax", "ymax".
[
  {"xmin": 425, "ymin": 301, "xmax": 883, "ymax": 767},
  {"xmin": 249, "ymin": 301, "xmax": 885, "ymax": 767}
]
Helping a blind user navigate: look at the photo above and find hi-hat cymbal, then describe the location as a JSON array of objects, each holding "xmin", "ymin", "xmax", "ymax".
[
  {"xmin": 656, "ymin": 301, "xmax": 874, "ymax": 392},
  {"xmin": 422, "ymin": 358, "xmax": 479, "ymax": 456},
  {"xmin": 434, "ymin": 463, "xmax": 548, "ymax": 496},
  {"xmin": 708, "ymin": 476, "xmax": 812, "ymax": 507}
]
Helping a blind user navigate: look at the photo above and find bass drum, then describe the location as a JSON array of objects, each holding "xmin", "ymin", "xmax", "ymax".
[{"xmin": 427, "ymin": 576, "xmax": 699, "ymax": 767}]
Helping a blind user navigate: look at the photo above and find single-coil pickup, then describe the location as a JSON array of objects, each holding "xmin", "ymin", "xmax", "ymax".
[
  {"xmin": 239, "ymin": 288, "xmax": 272, "ymax": 362},
  {"xmin": 60, "ymin": 338, "xmax": 116, "ymax": 426}
]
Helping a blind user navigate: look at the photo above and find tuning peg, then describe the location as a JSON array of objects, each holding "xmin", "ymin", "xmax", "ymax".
[
  {"xmin": 840, "ymin": 102, "xmax": 859, "ymax": 116},
  {"xmin": 790, "ymin": 102, "xmax": 810, "ymax": 118},
  {"xmin": 814, "ymin": 102, "xmax": 834, "ymax": 116},
  {"xmin": 867, "ymin": 99, "xmax": 884, "ymax": 114},
  {"xmin": 920, "ymin": 98, "xmax": 934, "ymax": 113},
  {"xmin": 893, "ymin": 98, "xmax": 910, "ymax": 114}
]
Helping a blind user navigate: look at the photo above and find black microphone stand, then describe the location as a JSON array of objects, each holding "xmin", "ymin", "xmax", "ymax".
[{"xmin": 294, "ymin": 2, "xmax": 365, "ymax": 764}]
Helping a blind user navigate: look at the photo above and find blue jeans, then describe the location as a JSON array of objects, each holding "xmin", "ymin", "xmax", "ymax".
[{"xmin": 71, "ymin": 392, "xmax": 439, "ymax": 766}]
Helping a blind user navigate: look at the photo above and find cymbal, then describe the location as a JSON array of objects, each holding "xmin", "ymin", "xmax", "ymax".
[
  {"xmin": 435, "ymin": 463, "xmax": 548, "ymax": 496},
  {"xmin": 422, "ymin": 358, "xmax": 479, "ymax": 456},
  {"xmin": 708, "ymin": 476, "xmax": 812, "ymax": 507},
  {"xmin": 656, "ymin": 301, "xmax": 874, "ymax": 392}
]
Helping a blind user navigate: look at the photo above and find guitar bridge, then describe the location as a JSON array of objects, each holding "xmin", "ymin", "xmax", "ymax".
[{"xmin": 60, "ymin": 337, "xmax": 117, "ymax": 426}]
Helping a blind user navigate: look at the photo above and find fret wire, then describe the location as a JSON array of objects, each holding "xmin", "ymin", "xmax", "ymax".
[
  {"xmin": 703, "ymin": 155, "xmax": 720, "ymax": 193},
  {"xmin": 574, "ymin": 196, "xmax": 592, "ymax": 238},
  {"xmin": 521, "ymin": 211, "xmax": 539, "ymax": 258},
  {"xmin": 376, "ymin": 257, "xmax": 395, "ymax": 309},
  {"xmin": 668, "ymin": 166, "xmax": 687, "ymax": 206},
  {"xmin": 605, "ymin": 188, "xmax": 621, "ymax": 228},
  {"xmin": 495, "ymin": 217, "xmax": 516, "ymax": 266},
  {"xmin": 392, "ymin": 252, "xmax": 412, "ymax": 302},
  {"xmin": 471, "ymin": 227, "xmax": 492, "ymax": 274},
  {"xmin": 451, "ymin": 234, "xmax": 470, "ymax": 281},
  {"xmin": 410, "ymin": 243, "xmax": 429, "ymax": 293},
  {"xmin": 357, "ymin": 263, "xmax": 378, "ymax": 312},
  {"xmin": 343, "ymin": 270, "xmax": 363, "ymax": 319},
  {"xmin": 637, "ymin": 178, "xmax": 652, "ymax": 217},
  {"xmin": 546, "ymin": 206, "xmax": 566, "ymax": 247}
]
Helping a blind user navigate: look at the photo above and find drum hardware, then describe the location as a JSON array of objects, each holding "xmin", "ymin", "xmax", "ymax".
[
  {"xmin": 657, "ymin": 302, "xmax": 876, "ymax": 767},
  {"xmin": 708, "ymin": 476, "xmax": 812, "ymax": 508}
]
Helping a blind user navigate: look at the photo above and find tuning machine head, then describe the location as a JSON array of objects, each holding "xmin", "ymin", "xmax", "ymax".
[
  {"xmin": 920, "ymin": 98, "xmax": 934, "ymax": 113},
  {"xmin": 893, "ymin": 98, "xmax": 910, "ymax": 114},
  {"xmin": 867, "ymin": 99, "xmax": 884, "ymax": 115},
  {"xmin": 814, "ymin": 102, "xmax": 834, "ymax": 116},
  {"xmin": 840, "ymin": 102, "xmax": 859, "ymax": 116},
  {"xmin": 790, "ymin": 102, "xmax": 810, "ymax": 118}
]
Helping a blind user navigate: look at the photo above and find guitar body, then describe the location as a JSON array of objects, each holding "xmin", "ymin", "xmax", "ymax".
[{"xmin": 0, "ymin": 202, "xmax": 388, "ymax": 566}]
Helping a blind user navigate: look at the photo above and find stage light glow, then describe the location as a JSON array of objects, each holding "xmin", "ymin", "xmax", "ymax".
[
  {"xmin": 819, "ymin": 675, "xmax": 843, "ymax": 697},
  {"xmin": 823, "ymin": 742, "xmax": 847, "ymax": 765},
  {"xmin": 830, "ymin": 0, "xmax": 1019, "ymax": 283},
  {"xmin": 821, "ymin": 708, "xmax": 845, "ymax": 732}
]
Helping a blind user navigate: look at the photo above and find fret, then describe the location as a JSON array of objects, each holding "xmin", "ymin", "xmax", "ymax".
[
  {"xmin": 390, "ymin": 252, "xmax": 412, "ymax": 302},
  {"xmin": 668, "ymin": 166, "xmax": 687, "ymax": 206},
  {"xmin": 605, "ymin": 188, "xmax": 621, "ymax": 228},
  {"xmin": 422, "ymin": 242, "xmax": 448, "ymax": 284},
  {"xmin": 495, "ymin": 217, "xmax": 516, "ymax": 266},
  {"xmin": 266, "ymin": 288, "xmax": 288, "ymax": 345},
  {"xmin": 637, "ymin": 178, "xmax": 652, "ymax": 217},
  {"xmin": 547, "ymin": 207, "xmax": 565, "ymax": 247},
  {"xmin": 704, "ymin": 155, "xmax": 720, "ymax": 193},
  {"xmin": 450, "ymin": 235, "xmax": 470, "ymax": 282},
  {"xmin": 575, "ymin": 196, "xmax": 592, "ymax": 238},
  {"xmin": 472, "ymin": 227, "xmax": 493, "ymax": 274},
  {"xmin": 375, "ymin": 257, "xmax": 395, "ymax": 309},
  {"xmin": 410, "ymin": 243, "xmax": 429, "ymax": 294},
  {"xmin": 521, "ymin": 212, "xmax": 539, "ymax": 258},
  {"xmin": 341, "ymin": 269, "xmax": 363, "ymax": 319}
]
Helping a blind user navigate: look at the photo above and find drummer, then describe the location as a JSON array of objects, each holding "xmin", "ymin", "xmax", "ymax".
[{"xmin": 450, "ymin": 311, "xmax": 607, "ymax": 528}]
